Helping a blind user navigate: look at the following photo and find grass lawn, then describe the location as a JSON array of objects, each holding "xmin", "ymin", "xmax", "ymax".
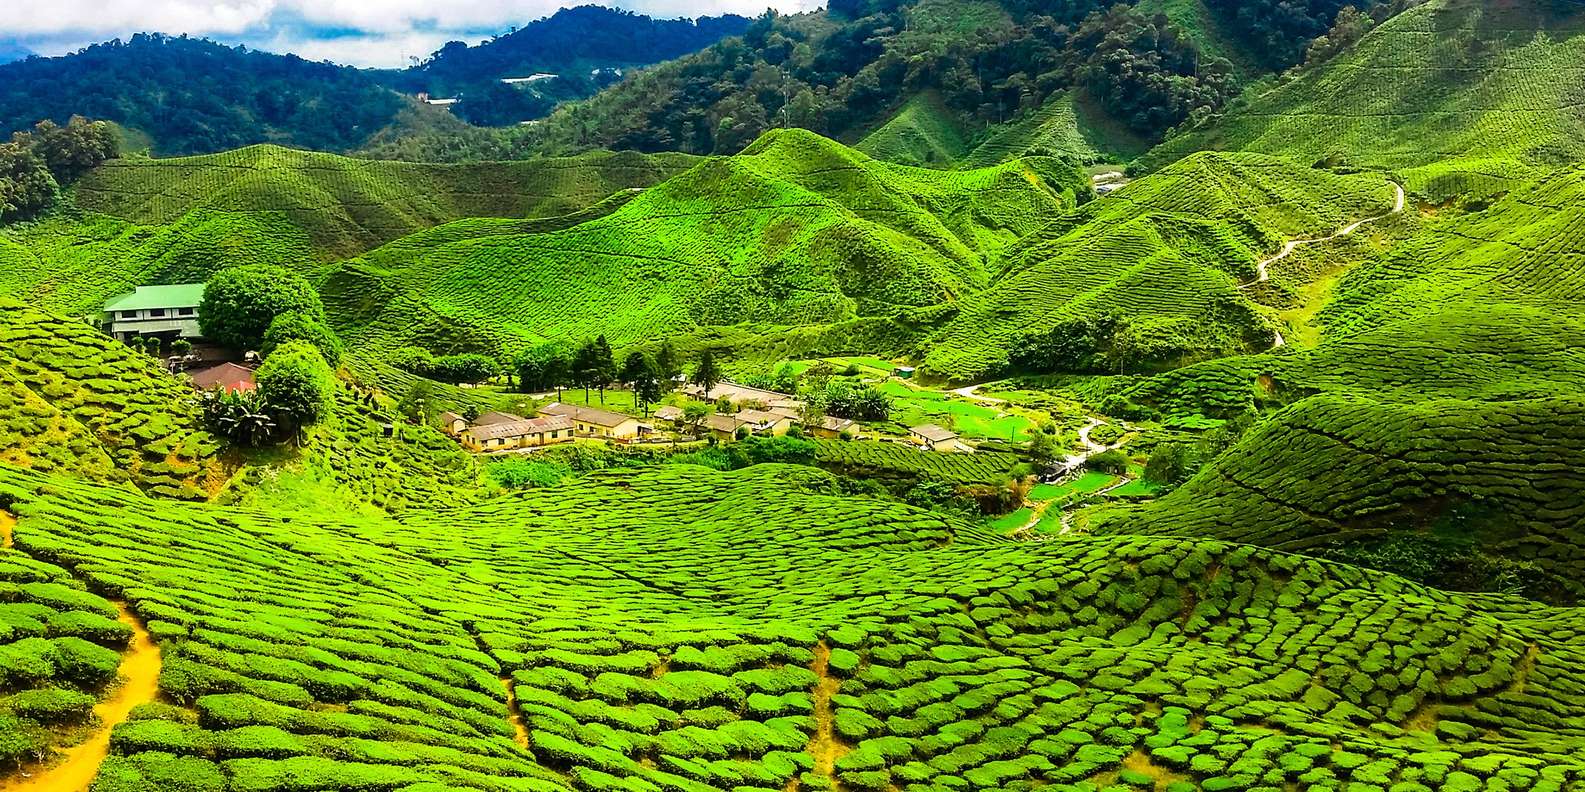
[
  {"xmin": 877, "ymin": 380, "xmax": 1037, "ymax": 441},
  {"xmin": 987, "ymin": 507, "xmax": 1033, "ymax": 534},
  {"xmin": 1107, "ymin": 479, "xmax": 1163, "ymax": 498},
  {"xmin": 1030, "ymin": 471, "xmax": 1117, "ymax": 501}
]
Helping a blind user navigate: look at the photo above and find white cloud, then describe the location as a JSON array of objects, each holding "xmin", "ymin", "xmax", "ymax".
[{"xmin": 3, "ymin": 1, "xmax": 827, "ymax": 67}]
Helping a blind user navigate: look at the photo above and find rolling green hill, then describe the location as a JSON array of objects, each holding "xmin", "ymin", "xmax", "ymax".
[
  {"xmin": 856, "ymin": 92, "xmax": 973, "ymax": 168},
  {"xmin": 920, "ymin": 151, "xmax": 1398, "ymax": 380},
  {"xmin": 958, "ymin": 91, "xmax": 1149, "ymax": 169},
  {"xmin": 0, "ymin": 147, "xmax": 697, "ymax": 318},
  {"xmin": 324, "ymin": 129, "xmax": 1086, "ymax": 356},
  {"xmin": 1148, "ymin": 0, "xmax": 1585, "ymax": 200},
  {"xmin": 4, "ymin": 461, "xmax": 1585, "ymax": 789}
]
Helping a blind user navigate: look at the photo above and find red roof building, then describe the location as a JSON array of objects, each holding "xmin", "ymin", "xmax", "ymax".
[{"xmin": 189, "ymin": 363, "xmax": 257, "ymax": 393}]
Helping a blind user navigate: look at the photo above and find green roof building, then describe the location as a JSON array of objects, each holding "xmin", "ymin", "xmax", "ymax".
[{"xmin": 102, "ymin": 284, "xmax": 206, "ymax": 341}]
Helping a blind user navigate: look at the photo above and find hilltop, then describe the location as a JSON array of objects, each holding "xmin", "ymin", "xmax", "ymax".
[{"xmin": 919, "ymin": 151, "xmax": 1399, "ymax": 380}]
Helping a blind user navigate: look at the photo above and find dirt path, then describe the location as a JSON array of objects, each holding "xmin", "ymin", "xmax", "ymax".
[
  {"xmin": 0, "ymin": 509, "xmax": 14, "ymax": 550},
  {"xmin": 948, "ymin": 383, "xmax": 1005, "ymax": 405},
  {"xmin": 1242, "ymin": 183, "xmax": 1406, "ymax": 288},
  {"xmin": 804, "ymin": 641, "xmax": 850, "ymax": 780},
  {"xmin": 1, "ymin": 602, "xmax": 162, "ymax": 792},
  {"xmin": 500, "ymin": 677, "xmax": 530, "ymax": 750}
]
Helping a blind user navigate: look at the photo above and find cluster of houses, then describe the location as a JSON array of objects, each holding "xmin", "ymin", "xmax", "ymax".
[
  {"xmin": 442, "ymin": 403, "xmax": 648, "ymax": 452},
  {"xmin": 438, "ymin": 378, "xmax": 977, "ymax": 456}
]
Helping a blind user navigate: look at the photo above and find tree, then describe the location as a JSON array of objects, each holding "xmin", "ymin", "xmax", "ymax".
[
  {"xmin": 1144, "ymin": 441, "xmax": 1195, "ymax": 487},
  {"xmin": 428, "ymin": 354, "xmax": 500, "ymax": 385},
  {"xmin": 620, "ymin": 351, "xmax": 651, "ymax": 389},
  {"xmin": 591, "ymin": 336, "xmax": 616, "ymax": 401},
  {"xmin": 1028, "ymin": 430, "xmax": 1057, "ymax": 464},
  {"xmin": 693, "ymin": 349, "xmax": 722, "ymax": 399},
  {"xmin": 516, "ymin": 342, "xmax": 574, "ymax": 395},
  {"xmin": 397, "ymin": 381, "xmax": 438, "ymax": 425},
  {"xmin": 200, "ymin": 265, "xmax": 325, "ymax": 352},
  {"xmin": 0, "ymin": 140, "xmax": 57, "ymax": 221},
  {"xmin": 633, "ymin": 361, "xmax": 663, "ymax": 417},
  {"xmin": 256, "ymin": 341, "xmax": 336, "ymax": 436},
  {"xmin": 391, "ymin": 346, "xmax": 435, "ymax": 375},
  {"xmin": 683, "ymin": 401, "xmax": 711, "ymax": 438},
  {"xmin": 261, "ymin": 311, "xmax": 343, "ymax": 366},
  {"xmin": 655, "ymin": 341, "xmax": 681, "ymax": 390}
]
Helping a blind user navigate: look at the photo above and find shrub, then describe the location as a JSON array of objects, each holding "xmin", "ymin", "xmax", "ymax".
[
  {"xmin": 3, "ymin": 688, "xmax": 95, "ymax": 723},
  {"xmin": 256, "ymin": 341, "xmax": 336, "ymax": 430},
  {"xmin": 261, "ymin": 312, "xmax": 343, "ymax": 366}
]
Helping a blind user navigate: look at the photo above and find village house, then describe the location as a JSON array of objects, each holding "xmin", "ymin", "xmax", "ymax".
[
  {"xmin": 682, "ymin": 381, "xmax": 803, "ymax": 412},
  {"xmin": 735, "ymin": 409, "xmax": 795, "ymax": 437},
  {"xmin": 459, "ymin": 414, "xmax": 575, "ymax": 452},
  {"xmin": 539, "ymin": 403, "xmax": 648, "ymax": 442},
  {"xmin": 811, "ymin": 416, "xmax": 856, "ymax": 439},
  {"xmin": 439, "ymin": 411, "xmax": 468, "ymax": 436},
  {"xmin": 187, "ymin": 362, "xmax": 256, "ymax": 394},
  {"xmin": 102, "ymin": 284, "xmax": 205, "ymax": 343},
  {"xmin": 704, "ymin": 413, "xmax": 749, "ymax": 442},
  {"xmin": 910, "ymin": 424, "xmax": 970, "ymax": 453}
]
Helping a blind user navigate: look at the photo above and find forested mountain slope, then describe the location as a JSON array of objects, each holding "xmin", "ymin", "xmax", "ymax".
[
  {"xmin": 324, "ymin": 129, "xmax": 1086, "ymax": 356},
  {"xmin": 1149, "ymin": 0, "xmax": 1585, "ymax": 199},
  {"xmin": 387, "ymin": 6, "xmax": 751, "ymax": 127}
]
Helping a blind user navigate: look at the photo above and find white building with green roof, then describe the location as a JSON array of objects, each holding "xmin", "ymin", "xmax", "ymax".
[{"xmin": 102, "ymin": 284, "xmax": 205, "ymax": 342}]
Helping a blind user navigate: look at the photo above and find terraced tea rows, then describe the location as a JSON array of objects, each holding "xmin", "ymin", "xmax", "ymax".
[
  {"xmin": 922, "ymin": 152, "xmax": 1398, "ymax": 380},
  {"xmin": 1, "ymin": 462, "xmax": 1584, "ymax": 790},
  {"xmin": 76, "ymin": 145, "xmax": 700, "ymax": 259},
  {"xmin": 810, "ymin": 439, "xmax": 1023, "ymax": 485},
  {"xmin": 958, "ymin": 91, "xmax": 1146, "ymax": 169},
  {"xmin": 0, "ymin": 299, "xmax": 219, "ymax": 498},
  {"xmin": 1149, "ymin": 0, "xmax": 1585, "ymax": 199}
]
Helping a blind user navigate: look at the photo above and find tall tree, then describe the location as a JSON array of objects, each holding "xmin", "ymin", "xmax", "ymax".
[
  {"xmin": 655, "ymin": 341, "xmax": 680, "ymax": 390},
  {"xmin": 693, "ymin": 349, "xmax": 722, "ymax": 399},
  {"xmin": 591, "ymin": 336, "xmax": 616, "ymax": 401}
]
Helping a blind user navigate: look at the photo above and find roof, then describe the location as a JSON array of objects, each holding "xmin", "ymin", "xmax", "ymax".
[
  {"xmin": 104, "ymin": 284, "xmax": 205, "ymax": 313},
  {"xmin": 473, "ymin": 412, "xmax": 527, "ymax": 426},
  {"xmin": 817, "ymin": 416, "xmax": 856, "ymax": 432},
  {"xmin": 911, "ymin": 424, "xmax": 959, "ymax": 443},
  {"xmin": 736, "ymin": 409, "xmax": 787, "ymax": 427},
  {"xmin": 539, "ymin": 403, "xmax": 635, "ymax": 428},
  {"xmin": 684, "ymin": 380, "xmax": 797, "ymax": 404},
  {"xmin": 188, "ymin": 362, "xmax": 255, "ymax": 393},
  {"xmin": 653, "ymin": 406, "xmax": 684, "ymax": 421},
  {"xmin": 439, "ymin": 411, "xmax": 465, "ymax": 425},
  {"xmin": 463, "ymin": 415, "xmax": 574, "ymax": 442},
  {"xmin": 705, "ymin": 414, "xmax": 744, "ymax": 433}
]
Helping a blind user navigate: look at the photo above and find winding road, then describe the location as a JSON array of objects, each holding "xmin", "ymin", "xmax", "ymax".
[
  {"xmin": 1012, "ymin": 418, "xmax": 1130, "ymax": 538},
  {"xmin": 1242, "ymin": 182, "xmax": 1406, "ymax": 288}
]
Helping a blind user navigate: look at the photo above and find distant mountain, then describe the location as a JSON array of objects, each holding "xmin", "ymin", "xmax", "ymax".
[
  {"xmin": 0, "ymin": 8, "xmax": 750, "ymax": 156},
  {"xmin": 0, "ymin": 34, "xmax": 402, "ymax": 155},
  {"xmin": 384, "ymin": 6, "xmax": 751, "ymax": 127},
  {"xmin": 0, "ymin": 41, "xmax": 31, "ymax": 64}
]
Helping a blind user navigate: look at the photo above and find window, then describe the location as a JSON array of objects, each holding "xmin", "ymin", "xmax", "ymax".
[
  {"xmin": 149, "ymin": 308, "xmax": 167, "ymax": 318},
  {"xmin": 120, "ymin": 311, "xmax": 138, "ymax": 319},
  {"xmin": 551, "ymin": 431, "xmax": 559, "ymax": 439},
  {"xmin": 178, "ymin": 307, "xmax": 196, "ymax": 316}
]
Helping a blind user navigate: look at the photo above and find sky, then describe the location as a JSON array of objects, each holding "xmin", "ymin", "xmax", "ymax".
[{"xmin": 0, "ymin": 0, "xmax": 824, "ymax": 69}]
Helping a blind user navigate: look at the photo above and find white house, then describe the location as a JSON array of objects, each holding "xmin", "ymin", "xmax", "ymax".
[{"xmin": 102, "ymin": 284, "xmax": 205, "ymax": 342}]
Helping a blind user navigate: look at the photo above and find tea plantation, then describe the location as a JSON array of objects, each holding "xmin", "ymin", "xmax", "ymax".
[
  {"xmin": 0, "ymin": 147, "xmax": 696, "ymax": 317},
  {"xmin": 0, "ymin": 298, "xmax": 219, "ymax": 499},
  {"xmin": 326, "ymin": 129, "xmax": 1088, "ymax": 356},
  {"xmin": 0, "ymin": 461, "xmax": 1582, "ymax": 790},
  {"xmin": 920, "ymin": 151, "xmax": 1399, "ymax": 379},
  {"xmin": 1149, "ymin": 0, "xmax": 1585, "ymax": 199}
]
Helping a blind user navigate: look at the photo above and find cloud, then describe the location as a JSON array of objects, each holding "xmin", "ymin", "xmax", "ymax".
[{"xmin": 1, "ymin": 0, "xmax": 825, "ymax": 67}]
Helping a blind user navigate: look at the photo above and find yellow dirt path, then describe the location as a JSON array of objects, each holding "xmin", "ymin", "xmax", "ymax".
[{"xmin": 0, "ymin": 602, "xmax": 162, "ymax": 792}]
